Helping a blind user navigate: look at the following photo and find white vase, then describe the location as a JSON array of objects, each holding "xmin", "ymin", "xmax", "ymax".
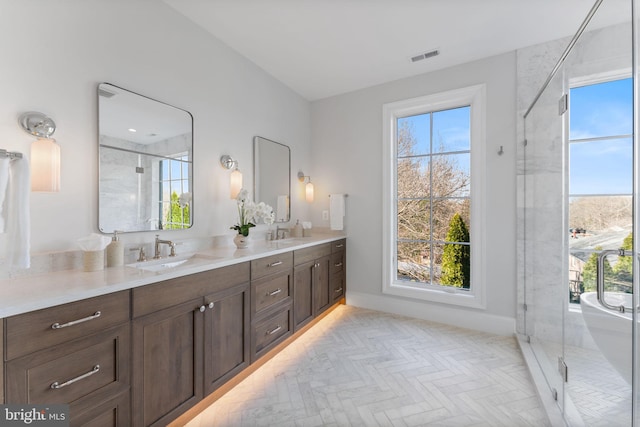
[{"xmin": 234, "ymin": 234, "xmax": 250, "ymax": 249}]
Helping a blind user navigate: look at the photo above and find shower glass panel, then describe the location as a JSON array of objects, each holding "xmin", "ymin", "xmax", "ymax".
[
  {"xmin": 522, "ymin": 0, "xmax": 635, "ymax": 424},
  {"xmin": 523, "ymin": 56, "xmax": 567, "ymax": 414},
  {"xmin": 562, "ymin": 0, "xmax": 633, "ymax": 423}
]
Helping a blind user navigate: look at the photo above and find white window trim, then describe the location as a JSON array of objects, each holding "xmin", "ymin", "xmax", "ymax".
[{"xmin": 382, "ymin": 84, "xmax": 486, "ymax": 309}]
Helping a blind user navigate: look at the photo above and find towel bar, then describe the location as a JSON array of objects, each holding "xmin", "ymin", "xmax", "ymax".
[
  {"xmin": 328, "ymin": 194, "xmax": 349, "ymax": 197},
  {"xmin": 0, "ymin": 149, "xmax": 23, "ymax": 159}
]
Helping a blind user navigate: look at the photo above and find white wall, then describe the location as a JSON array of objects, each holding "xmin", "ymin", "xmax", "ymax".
[
  {"xmin": 310, "ymin": 52, "xmax": 518, "ymax": 334},
  {"xmin": 0, "ymin": 0, "xmax": 311, "ymax": 256}
]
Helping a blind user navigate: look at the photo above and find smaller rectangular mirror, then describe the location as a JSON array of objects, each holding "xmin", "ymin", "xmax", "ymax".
[
  {"xmin": 254, "ymin": 136, "xmax": 290, "ymax": 222},
  {"xmin": 98, "ymin": 83, "xmax": 193, "ymax": 233}
]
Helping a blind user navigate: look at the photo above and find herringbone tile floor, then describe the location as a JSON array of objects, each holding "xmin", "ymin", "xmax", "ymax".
[{"xmin": 185, "ymin": 305, "xmax": 550, "ymax": 427}]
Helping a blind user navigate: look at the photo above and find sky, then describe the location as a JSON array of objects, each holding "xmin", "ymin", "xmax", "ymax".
[
  {"xmin": 396, "ymin": 78, "xmax": 633, "ymax": 197},
  {"xmin": 397, "ymin": 106, "xmax": 471, "ymax": 184},
  {"xmin": 569, "ymin": 78, "xmax": 633, "ymax": 195}
]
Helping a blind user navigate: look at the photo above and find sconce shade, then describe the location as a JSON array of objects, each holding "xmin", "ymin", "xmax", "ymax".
[
  {"xmin": 305, "ymin": 181, "xmax": 314, "ymax": 203},
  {"xmin": 230, "ymin": 168, "xmax": 242, "ymax": 199},
  {"xmin": 31, "ymin": 138, "xmax": 60, "ymax": 192}
]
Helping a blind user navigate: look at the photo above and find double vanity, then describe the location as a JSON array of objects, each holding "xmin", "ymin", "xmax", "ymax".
[{"xmin": 0, "ymin": 234, "xmax": 346, "ymax": 426}]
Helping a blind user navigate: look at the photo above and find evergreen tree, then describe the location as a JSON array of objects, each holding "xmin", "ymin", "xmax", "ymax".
[
  {"xmin": 440, "ymin": 213, "xmax": 470, "ymax": 288},
  {"xmin": 166, "ymin": 191, "xmax": 191, "ymax": 229},
  {"xmin": 613, "ymin": 232, "xmax": 633, "ymax": 282},
  {"xmin": 582, "ymin": 246, "xmax": 613, "ymax": 292}
]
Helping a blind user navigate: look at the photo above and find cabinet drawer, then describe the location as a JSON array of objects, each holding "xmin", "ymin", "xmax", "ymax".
[
  {"xmin": 330, "ymin": 252, "xmax": 345, "ymax": 275},
  {"xmin": 5, "ymin": 291, "xmax": 130, "ymax": 360},
  {"xmin": 331, "ymin": 239, "xmax": 346, "ymax": 253},
  {"xmin": 71, "ymin": 391, "xmax": 130, "ymax": 427},
  {"xmin": 294, "ymin": 244, "xmax": 331, "ymax": 266},
  {"xmin": 251, "ymin": 252, "xmax": 293, "ymax": 280},
  {"xmin": 331, "ymin": 272, "xmax": 345, "ymax": 301},
  {"xmin": 253, "ymin": 306, "xmax": 291, "ymax": 358},
  {"xmin": 5, "ymin": 324, "xmax": 130, "ymax": 408},
  {"xmin": 252, "ymin": 272, "xmax": 291, "ymax": 315}
]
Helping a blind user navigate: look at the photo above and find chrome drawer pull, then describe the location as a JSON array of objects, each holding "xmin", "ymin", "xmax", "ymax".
[
  {"xmin": 268, "ymin": 261, "xmax": 283, "ymax": 267},
  {"xmin": 335, "ymin": 244, "xmax": 344, "ymax": 248},
  {"xmin": 267, "ymin": 288, "xmax": 282, "ymax": 296},
  {"xmin": 334, "ymin": 262, "xmax": 343, "ymax": 267},
  {"xmin": 51, "ymin": 311, "xmax": 101, "ymax": 329},
  {"xmin": 50, "ymin": 365, "xmax": 100, "ymax": 389},
  {"xmin": 266, "ymin": 325, "xmax": 282, "ymax": 336},
  {"xmin": 335, "ymin": 287, "xmax": 343, "ymax": 293}
]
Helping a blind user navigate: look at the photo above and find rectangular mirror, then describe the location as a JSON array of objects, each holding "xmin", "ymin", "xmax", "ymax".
[
  {"xmin": 254, "ymin": 136, "xmax": 290, "ymax": 222},
  {"xmin": 98, "ymin": 83, "xmax": 193, "ymax": 233}
]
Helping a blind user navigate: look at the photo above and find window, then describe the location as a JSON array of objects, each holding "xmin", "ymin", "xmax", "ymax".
[
  {"xmin": 567, "ymin": 76, "xmax": 632, "ymax": 304},
  {"xmin": 382, "ymin": 85, "xmax": 485, "ymax": 308},
  {"xmin": 158, "ymin": 153, "xmax": 191, "ymax": 229}
]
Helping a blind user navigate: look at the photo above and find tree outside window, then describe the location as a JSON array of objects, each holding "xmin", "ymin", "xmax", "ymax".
[{"xmin": 396, "ymin": 106, "xmax": 471, "ymax": 289}]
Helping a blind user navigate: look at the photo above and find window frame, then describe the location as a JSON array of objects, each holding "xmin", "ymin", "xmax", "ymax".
[{"xmin": 382, "ymin": 84, "xmax": 486, "ymax": 308}]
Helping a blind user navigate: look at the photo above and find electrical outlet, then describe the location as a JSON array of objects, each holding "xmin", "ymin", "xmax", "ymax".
[{"xmin": 322, "ymin": 210, "xmax": 329, "ymax": 221}]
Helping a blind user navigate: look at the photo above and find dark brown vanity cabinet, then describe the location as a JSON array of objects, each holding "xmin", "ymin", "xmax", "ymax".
[
  {"xmin": 250, "ymin": 252, "xmax": 293, "ymax": 361},
  {"xmin": 3, "ymin": 291, "xmax": 131, "ymax": 427},
  {"xmin": 1, "ymin": 239, "xmax": 345, "ymax": 427},
  {"xmin": 131, "ymin": 263, "xmax": 250, "ymax": 427},
  {"xmin": 293, "ymin": 243, "xmax": 331, "ymax": 331}
]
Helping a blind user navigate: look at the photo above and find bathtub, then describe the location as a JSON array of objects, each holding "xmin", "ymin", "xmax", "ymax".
[{"xmin": 580, "ymin": 292, "xmax": 632, "ymax": 383}]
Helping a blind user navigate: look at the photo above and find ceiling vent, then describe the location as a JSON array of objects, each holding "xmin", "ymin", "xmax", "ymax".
[{"xmin": 410, "ymin": 49, "xmax": 440, "ymax": 63}]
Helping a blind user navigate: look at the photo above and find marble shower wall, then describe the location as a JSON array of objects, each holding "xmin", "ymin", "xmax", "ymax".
[{"xmin": 516, "ymin": 20, "xmax": 632, "ymax": 348}]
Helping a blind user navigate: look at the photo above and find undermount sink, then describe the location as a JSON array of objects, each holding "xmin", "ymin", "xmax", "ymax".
[
  {"xmin": 270, "ymin": 238, "xmax": 307, "ymax": 248},
  {"xmin": 127, "ymin": 253, "xmax": 221, "ymax": 273}
]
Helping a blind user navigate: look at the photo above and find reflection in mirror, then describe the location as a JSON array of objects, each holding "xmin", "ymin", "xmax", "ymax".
[
  {"xmin": 254, "ymin": 136, "xmax": 290, "ymax": 223},
  {"xmin": 98, "ymin": 83, "xmax": 193, "ymax": 233}
]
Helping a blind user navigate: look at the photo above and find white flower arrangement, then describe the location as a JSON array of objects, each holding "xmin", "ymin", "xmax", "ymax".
[{"xmin": 231, "ymin": 189, "xmax": 275, "ymax": 236}]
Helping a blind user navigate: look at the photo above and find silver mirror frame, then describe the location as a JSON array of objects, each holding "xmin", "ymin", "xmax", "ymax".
[
  {"xmin": 253, "ymin": 136, "xmax": 291, "ymax": 223},
  {"xmin": 98, "ymin": 82, "xmax": 194, "ymax": 233}
]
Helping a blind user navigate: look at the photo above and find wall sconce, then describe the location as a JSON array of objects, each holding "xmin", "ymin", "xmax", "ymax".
[
  {"xmin": 297, "ymin": 171, "xmax": 314, "ymax": 203},
  {"xmin": 220, "ymin": 155, "xmax": 242, "ymax": 199},
  {"xmin": 19, "ymin": 112, "xmax": 60, "ymax": 192}
]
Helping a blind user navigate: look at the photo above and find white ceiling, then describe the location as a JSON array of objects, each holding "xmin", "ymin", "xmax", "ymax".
[{"xmin": 164, "ymin": 0, "xmax": 628, "ymax": 101}]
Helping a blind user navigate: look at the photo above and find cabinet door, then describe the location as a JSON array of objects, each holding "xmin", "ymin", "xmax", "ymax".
[
  {"xmin": 314, "ymin": 255, "xmax": 332, "ymax": 315},
  {"xmin": 132, "ymin": 298, "xmax": 204, "ymax": 427},
  {"xmin": 204, "ymin": 282, "xmax": 250, "ymax": 395},
  {"xmin": 293, "ymin": 261, "xmax": 315, "ymax": 331}
]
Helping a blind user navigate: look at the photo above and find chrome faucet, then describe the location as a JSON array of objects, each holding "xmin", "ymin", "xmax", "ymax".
[
  {"xmin": 154, "ymin": 234, "xmax": 176, "ymax": 259},
  {"xmin": 275, "ymin": 226, "xmax": 289, "ymax": 240}
]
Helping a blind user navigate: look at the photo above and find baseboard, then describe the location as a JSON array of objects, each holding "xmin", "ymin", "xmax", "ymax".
[{"xmin": 346, "ymin": 291, "xmax": 515, "ymax": 335}]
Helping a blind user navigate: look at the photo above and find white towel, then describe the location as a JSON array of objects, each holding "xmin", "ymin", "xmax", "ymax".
[
  {"xmin": 329, "ymin": 194, "xmax": 345, "ymax": 231},
  {"xmin": 0, "ymin": 158, "xmax": 10, "ymax": 232},
  {"xmin": 6, "ymin": 158, "xmax": 30, "ymax": 269},
  {"xmin": 276, "ymin": 195, "xmax": 288, "ymax": 221}
]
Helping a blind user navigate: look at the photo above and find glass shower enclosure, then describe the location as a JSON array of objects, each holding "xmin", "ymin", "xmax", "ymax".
[{"xmin": 519, "ymin": 0, "xmax": 639, "ymax": 424}]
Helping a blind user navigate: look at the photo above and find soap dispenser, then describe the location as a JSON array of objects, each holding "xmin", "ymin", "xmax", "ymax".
[
  {"xmin": 292, "ymin": 220, "xmax": 303, "ymax": 238},
  {"xmin": 106, "ymin": 230, "xmax": 124, "ymax": 267}
]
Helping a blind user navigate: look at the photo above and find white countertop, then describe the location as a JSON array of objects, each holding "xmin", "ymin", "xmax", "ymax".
[{"xmin": 0, "ymin": 233, "xmax": 346, "ymax": 318}]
